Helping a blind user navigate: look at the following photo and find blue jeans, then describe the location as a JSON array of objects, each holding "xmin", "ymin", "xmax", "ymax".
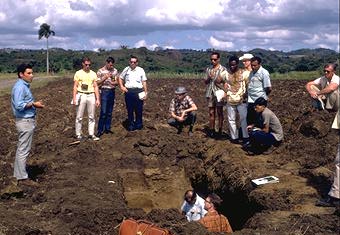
[
  {"xmin": 249, "ymin": 130, "xmax": 277, "ymax": 153},
  {"xmin": 125, "ymin": 90, "xmax": 144, "ymax": 130},
  {"xmin": 14, "ymin": 118, "xmax": 35, "ymax": 180},
  {"xmin": 97, "ymin": 89, "xmax": 115, "ymax": 134}
]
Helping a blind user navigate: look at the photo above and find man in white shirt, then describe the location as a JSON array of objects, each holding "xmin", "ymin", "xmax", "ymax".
[
  {"xmin": 119, "ymin": 56, "xmax": 148, "ymax": 131},
  {"xmin": 305, "ymin": 63, "xmax": 339, "ymax": 111},
  {"xmin": 181, "ymin": 190, "xmax": 207, "ymax": 221}
]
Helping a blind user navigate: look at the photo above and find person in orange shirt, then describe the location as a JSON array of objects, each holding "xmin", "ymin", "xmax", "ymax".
[{"xmin": 199, "ymin": 193, "xmax": 233, "ymax": 234}]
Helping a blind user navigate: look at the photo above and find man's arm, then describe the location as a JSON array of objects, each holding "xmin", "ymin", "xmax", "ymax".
[
  {"xmin": 93, "ymin": 81, "xmax": 100, "ymax": 107},
  {"xmin": 318, "ymin": 83, "xmax": 338, "ymax": 95},
  {"xmin": 142, "ymin": 80, "xmax": 148, "ymax": 100},
  {"xmin": 72, "ymin": 80, "xmax": 79, "ymax": 105}
]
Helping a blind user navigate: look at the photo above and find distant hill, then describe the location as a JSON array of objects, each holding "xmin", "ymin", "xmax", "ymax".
[{"xmin": 0, "ymin": 47, "xmax": 338, "ymax": 74}]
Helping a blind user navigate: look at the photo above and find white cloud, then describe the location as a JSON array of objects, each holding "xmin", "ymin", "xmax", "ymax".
[
  {"xmin": 208, "ymin": 36, "xmax": 234, "ymax": 49},
  {"xmin": 134, "ymin": 40, "xmax": 159, "ymax": 50},
  {"xmin": 0, "ymin": 0, "xmax": 338, "ymax": 51},
  {"xmin": 90, "ymin": 38, "xmax": 120, "ymax": 49}
]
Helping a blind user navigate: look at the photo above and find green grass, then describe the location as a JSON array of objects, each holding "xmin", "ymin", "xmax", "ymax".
[
  {"xmin": 147, "ymin": 72, "xmax": 203, "ymax": 79},
  {"xmin": 271, "ymin": 71, "xmax": 322, "ymax": 80}
]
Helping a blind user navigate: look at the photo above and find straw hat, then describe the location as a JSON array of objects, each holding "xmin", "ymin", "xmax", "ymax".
[{"xmin": 239, "ymin": 53, "xmax": 254, "ymax": 61}]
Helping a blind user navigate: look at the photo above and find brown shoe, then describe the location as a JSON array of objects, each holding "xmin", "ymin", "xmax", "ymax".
[{"xmin": 18, "ymin": 179, "xmax": 39, "ymax": 187}]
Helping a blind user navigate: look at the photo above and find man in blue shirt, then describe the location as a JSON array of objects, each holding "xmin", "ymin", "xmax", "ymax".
[
  {"xmin": 11, "ymin": 63, "xmax": 44, "ymax": 186},
  {"xmin": 247, "ymin": 56, "xmax": 272, "ymax": 126}
]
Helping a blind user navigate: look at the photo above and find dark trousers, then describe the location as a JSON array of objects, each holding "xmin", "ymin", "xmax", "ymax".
[
  {"xmin": 168, "ymin": 112, "xmax": 197, "ymax": 131},
  {"xmin": 97, "ymin": 89, "xmax": 115, "ymax": 134},
  {"xmin": 249, "ymin": 130, "xmax": 277, "ymax": 153},
  {"xmin": 247, "ymin": 103, "xmax": 257, "ymax": 125},
  {"xmin": 125, "ymin": 90, "xmax": 144, "ymax": 130}
]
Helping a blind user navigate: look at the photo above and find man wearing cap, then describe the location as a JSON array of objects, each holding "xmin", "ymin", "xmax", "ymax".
[
  {"xmin": 244, "ymin": 97, "xmax": 283, "ymax": 155},
  {"xmin": 247, "ymin": 56, "xmax": 272, "ymax": 126},
  {"xmin": 305, "ymin": 63, "xmax": 339, "ymax": 112},
  {"xmin": 168, "ymin": 86, "xmax": 197, "ymax": 136}
]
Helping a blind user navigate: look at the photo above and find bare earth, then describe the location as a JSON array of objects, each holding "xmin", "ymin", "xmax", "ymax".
[{"xmin": 0, "ymin": 77, "xmax": 339, "ymax": 235}]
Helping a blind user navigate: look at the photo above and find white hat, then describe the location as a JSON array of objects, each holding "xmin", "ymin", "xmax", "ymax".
[{"xmin": 239, "ymin": 53, "xmax": 254, "ymax": 61}]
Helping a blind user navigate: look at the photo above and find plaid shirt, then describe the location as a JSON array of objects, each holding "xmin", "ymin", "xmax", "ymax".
[
  {"xmin": 199, "ymin": 211, "xmax": 233, "ymax": 234},
  {"xmin": 169, "ymin": 95, "xmax": 195, "ymax": 117}
]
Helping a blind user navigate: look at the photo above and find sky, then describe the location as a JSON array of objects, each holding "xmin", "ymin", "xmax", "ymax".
[{"xmin": 0, "ymin": 0, "xmax": 339, "ymax": 52}]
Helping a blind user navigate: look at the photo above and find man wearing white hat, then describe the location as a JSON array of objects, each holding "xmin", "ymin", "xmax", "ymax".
[
  {"xmin": 168, "ymin": 86, "xmax": 197, "ymax": 136},
  {"xmin": 239, "ymin": 53, "xmax": 254, "ymax": 80}
]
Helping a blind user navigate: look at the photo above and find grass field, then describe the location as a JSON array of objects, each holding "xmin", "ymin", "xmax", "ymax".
[{"xmin": 0, "ymin": 70, "xmax": 322, "ymax": 96}]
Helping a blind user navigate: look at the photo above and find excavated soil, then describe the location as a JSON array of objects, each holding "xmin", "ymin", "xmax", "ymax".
[{"xmin": 0, "ymin": 77, "xmax": 339, "ymax": 235}]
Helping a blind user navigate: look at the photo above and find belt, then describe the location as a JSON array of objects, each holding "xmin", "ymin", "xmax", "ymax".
[
  {"xmin": 101, "ymin": 87, "xmax": 115, "ymax": 90},
  {"xmin": 77, "ymin": 91, "xmax": 94, "ymax": 94}
]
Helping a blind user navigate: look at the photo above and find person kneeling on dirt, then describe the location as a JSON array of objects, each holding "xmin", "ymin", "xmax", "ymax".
[
  {"xmin": 243, "ymin": 97, "xmax": 283, "ymax": 155},
  {"xmin": 305, "ymin": 63, "xmax": 339, "ymax": 112},
  {"xmin": 181, "ymin": 190, "xmax": 207, "ymax": 221},
  {"xmin": 168, "ymin": 86, "xmax": 197, "ymax": 136},
  {"xmin": 199, "ymin": 193, "xmax": 233, "ymax": 233}
]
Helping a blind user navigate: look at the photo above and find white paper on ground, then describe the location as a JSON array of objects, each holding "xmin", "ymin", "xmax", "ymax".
[{"xmin": 251, "ymin": 176, "xmax": 279, "ymax": 186}]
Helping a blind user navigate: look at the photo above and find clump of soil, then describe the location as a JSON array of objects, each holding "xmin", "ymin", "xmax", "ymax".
[{"xmin": 0, "ymin": 78, "xmax": 338, "ymax": 234}]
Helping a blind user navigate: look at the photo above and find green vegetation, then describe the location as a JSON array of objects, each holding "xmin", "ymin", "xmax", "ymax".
[
  {"xmin": 0, "ymin": 47, "xmax": 338, "ymax": 76},
  {"xmin": 38, "ymin": 23, "xmax": 55, "ymax": 75}
]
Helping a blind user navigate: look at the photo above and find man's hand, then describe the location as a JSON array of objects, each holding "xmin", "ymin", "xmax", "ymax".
[
  {"xmin": 121, "ymin": 86, "xmax": 128, "ymax": 93},
  {"xmin": 95, "ymin": 99, "xmax": 100, "ymax": 107},
  {"xmin": 33, "ymin": 100, "xmax": 44, "ymax": 108},
  {"xmin": 309, "ymin": 90, "xmax": 319, "ymax": 99}
]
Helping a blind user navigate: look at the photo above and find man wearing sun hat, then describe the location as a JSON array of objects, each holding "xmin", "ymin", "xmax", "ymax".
[
  {"xmin": 168, "ymin": 86, "xmax": 197, "ymax": 136},
  {"xmin": 239, "ymin": 53, "xmax": 254, "ymax": 80}
]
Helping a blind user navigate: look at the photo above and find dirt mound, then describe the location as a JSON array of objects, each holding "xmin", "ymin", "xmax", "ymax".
[{"xmin": 0, "ymin": 77, "xmax": 339, "ymax": 234}]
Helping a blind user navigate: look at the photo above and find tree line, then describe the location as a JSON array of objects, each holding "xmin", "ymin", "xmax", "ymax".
[{"xmin": 0, "ymin": 47, "xmax": 338, "ymax": 75}]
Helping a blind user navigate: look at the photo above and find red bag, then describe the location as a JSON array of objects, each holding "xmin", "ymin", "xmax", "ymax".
[{"xmin": 119, "ymin": 218, "xmax": 170, "ymax": 235}]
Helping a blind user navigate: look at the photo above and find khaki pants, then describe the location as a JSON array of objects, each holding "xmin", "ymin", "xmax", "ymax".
[
  {"xmin": 329, "ymin": 143, "xmax": 340, "ymax": 199},
  {"xmin": 311, "ymin": 85, "xmax": 339, "ymax": 111}
]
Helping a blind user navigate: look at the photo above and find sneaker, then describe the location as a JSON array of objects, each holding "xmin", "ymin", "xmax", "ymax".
[
  {"xmin": 177, "ymin": 128, "xmax": 183, "ymax": 134},
  {"xmin": 90, "ymin": 135, "xmax": 100, "ymax": 141},
  {"xmin": 188, "ymin": 131, "xmax": 193, "ymax": 137},
  {"xmin": 315, "ymin": 196, "xmax": 340, "ymax": 207},
  {"xmin": 104, "ymin": 130, "xmax": 114, "ymax": 134},
  {"xmin": 76, "ymin": 135, "xmax": 83, "ymax": 140}
]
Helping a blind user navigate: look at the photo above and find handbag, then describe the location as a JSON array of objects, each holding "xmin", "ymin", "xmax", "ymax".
[{"xmin": 119, "ymin": 218, "xmax": 170, "ymax": 235}]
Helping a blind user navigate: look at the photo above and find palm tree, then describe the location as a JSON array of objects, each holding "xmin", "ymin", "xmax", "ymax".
[{"xmin": 38, "ymin": 23, "xmax": 55, "ymax": 74}]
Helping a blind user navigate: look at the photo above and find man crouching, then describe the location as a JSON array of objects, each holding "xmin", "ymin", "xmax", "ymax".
[{"xmin": 168, "ymin": 86, "xmax": 197, "ymax": 136}]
